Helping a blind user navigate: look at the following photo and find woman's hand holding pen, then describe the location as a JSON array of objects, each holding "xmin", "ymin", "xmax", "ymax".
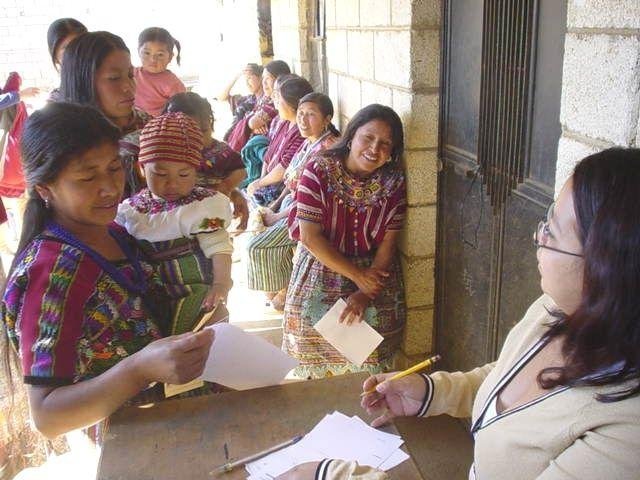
[{"xmin": 360, "ymin": 373, "xmax": 427, "ymax": 428}]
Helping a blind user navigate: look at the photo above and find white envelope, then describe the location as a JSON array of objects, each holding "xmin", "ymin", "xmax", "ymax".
[
  {"xmin": 200, "ymin": 323, "xmax": 299, "ymax": 390},
  {"xmin": 313, "ymin": 298, "xmax": 383, "ymax": 366}
]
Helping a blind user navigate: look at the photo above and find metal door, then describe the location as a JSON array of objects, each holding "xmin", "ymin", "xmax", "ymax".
[{"xmin": 436, "ymin": 0, "xmax": 567, "ymax": 371}]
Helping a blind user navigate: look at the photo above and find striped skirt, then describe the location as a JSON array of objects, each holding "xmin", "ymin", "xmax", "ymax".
[
  {"xmin": 283, "ymin": 244, "xmax": 406, "ymax": 379},
  {"xmin": 246, "ymin": 198, "xmax": 297, "ymax": 292}
]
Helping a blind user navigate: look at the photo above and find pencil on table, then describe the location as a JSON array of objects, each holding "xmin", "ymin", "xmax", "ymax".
[{"xmin": 360, "ymin": 354, "xmax": 441, "ymax": 397}]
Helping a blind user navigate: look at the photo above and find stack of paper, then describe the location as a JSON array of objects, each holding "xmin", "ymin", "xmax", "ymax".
[{"xmin": 245, "ymin": 411, "xmax": 409, "ymax": 479}]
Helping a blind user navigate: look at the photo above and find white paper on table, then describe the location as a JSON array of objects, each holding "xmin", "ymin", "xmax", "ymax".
[
  {"xmin": 200, "ymin": 323, "xmax": 298, "ymax": 390},
  {"xmin": 246, "ymin": 411, "xmax": 407, "ymax": 479},
  {"xmin": 378, "ymin": 448, "xmax": 410, "ymax": 471},
  {"xmin": 313, "ymin": 299, "xmax": 384, "ymax": 366}
]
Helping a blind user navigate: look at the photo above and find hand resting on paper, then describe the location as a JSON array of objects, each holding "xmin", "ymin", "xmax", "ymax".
[
  {"xmin": 338, "ymin": 291, "xmax": 370, "ymax": 324},
  {"xmin": 360, "ymin": 373, "xmax": 427, "ymax": 428}
]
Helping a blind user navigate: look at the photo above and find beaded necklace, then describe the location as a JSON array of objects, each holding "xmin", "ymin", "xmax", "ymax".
[{"xmin": 46, "ymin": 221, "xmax": 148, "ymax": 296}]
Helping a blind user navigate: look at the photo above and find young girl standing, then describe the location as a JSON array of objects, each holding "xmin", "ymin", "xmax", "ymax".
[
  {"xmin": 116, "ymin": 112, "xmax": 233, "ymax": 335},
  {"xmin": 134, "ymin": 27, "xmax": 186, "ymax": 116}
]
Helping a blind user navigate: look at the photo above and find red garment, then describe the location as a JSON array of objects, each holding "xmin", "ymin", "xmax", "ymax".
[
  {"xmin": 226, "ymin": 96, "xmax": 277, "ymax": 152},
  {"xmin": 0, "ymin": 199, "xmax": 7, "ymax": 224},
  {"xmin": 0, "ymin": 72, "xmax": 27, "ymax": 197},
  {"xmin": 262, "ymin": 119, "xmax": 305, "ymax": 173},
  {"xmin": 133, "ymin": 67, "xmax": 186, "ymax": 117},
  {"xmin": 289, "ymin": 155, "xmax": 406, "ymax": 257}
]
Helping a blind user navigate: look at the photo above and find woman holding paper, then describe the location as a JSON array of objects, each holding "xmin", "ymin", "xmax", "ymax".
[
  {"xmin": 0, "ymin": 103, "xmax": 214, "ymax": 442},
  {"xmin": 355, "ymin": 149, "xmax": 640, "ymax": 479},
  {"xmin": 283, "ymin": 104, "xmax": 407, "ymax": 379}
]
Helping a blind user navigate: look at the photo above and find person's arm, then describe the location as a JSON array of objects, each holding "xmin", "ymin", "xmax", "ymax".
[
  {"xmin": 246, "ymin": 164, "xmax": 285, "ymax": 195},
  {"xmin": 217, "ymin": 168, "xmax": 247, "ymax": 195},
  {"xmin": 361, "ymin": 362, "xmax": 496, "ymax": 428},
  {"xmin": 298, "ymin": 220, "xmax": 387, "ymax": 299},
  {"xmin": 262, "ymin": 199, "xmax": 294, "ymax": 227},
  {"xmin": 536, "ymin": 420, "xmax": 640, "ymax": 479},
  {"xmin": 339, "ymin": 230, "xmax": 401, "ymax": 324},
  {"xmin": 268, "ymin": 187, "xmax": 291, "ymax": 212},
  {"xmin": 248, "ymin": 109, "xmax": 269, "ymax": 131},
  {"xmin": 228, "ymin": 189, "xmax": 249, "ymax": 231},
  {"xmin": 218, "ymin": 72, "xmax": 242, "ymax": 103},
  {"xmin": 276, "ymin": 459, "xmax": 389, "ymax": 479},
  {"xmin": 27, "ymin": 329, "xmax": 214, "ymax": 438},
  {"xmin": 0, "ymin": 91, "xmax": 19, "ymax": 110},
  {"xmin": 202, "ymin": 253, "xmax": 233, "ymax": 311}
]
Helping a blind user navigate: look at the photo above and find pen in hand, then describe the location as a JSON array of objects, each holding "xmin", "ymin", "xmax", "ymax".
[{"xmin": 361, "ymin": 354, "xmax": 441, "ymax": 397}]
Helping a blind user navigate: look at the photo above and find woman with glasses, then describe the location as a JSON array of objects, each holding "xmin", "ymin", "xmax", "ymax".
[{"xmin": 279, "ymin": 148, "xmax": 640, "ymax": 479}]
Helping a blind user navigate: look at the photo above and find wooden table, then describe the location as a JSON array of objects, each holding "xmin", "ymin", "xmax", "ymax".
[{"xmin": 98, "ymin": 373, "xmax": 472, "ymax": 479}]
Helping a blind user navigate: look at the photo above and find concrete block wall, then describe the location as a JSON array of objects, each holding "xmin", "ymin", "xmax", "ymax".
[
  {"xmin": 270, "ymin": 0, "xmax": 312, "ymax": 80},
  {"xmin": 271, "ymin": 0, "xmax": 441, "ymax": 361},
  {"xmin": 555, "ymin": 0, "xmax": 640, "ymax": 194}
]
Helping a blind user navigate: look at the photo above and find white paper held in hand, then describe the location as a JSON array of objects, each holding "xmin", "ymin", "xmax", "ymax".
[
  {"xmin": 313, "ymin": 298, "xmax": 383, "ymax": 366},
  {"xmin": 200, "ymin": 323, "xmax": 299, "ymax": 390}
]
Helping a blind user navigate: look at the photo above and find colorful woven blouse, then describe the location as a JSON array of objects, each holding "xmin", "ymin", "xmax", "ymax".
[
  {"xmin": 289, "ymin": 155, "xmax": 406, "ymax": 257},
  {"xmin": 198, "ymin": 139, "xmax": 245, "ymax": 189},
  {"xmin": 262, "ymin": 118, "xmax": 305, "ymax": 173},
  {"xmin": 1, "ymin": 227, "xmax": 165, "ymax": 386}
]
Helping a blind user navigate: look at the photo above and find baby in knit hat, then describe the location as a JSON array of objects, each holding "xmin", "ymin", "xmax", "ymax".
[{"xmin": 116, "ymin": 112, "xmax": 233, "ymax": 335}]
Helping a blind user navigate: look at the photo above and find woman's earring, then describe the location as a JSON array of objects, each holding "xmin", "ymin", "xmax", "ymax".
[
  {"xmin": 346, "ymin": 141, "xmax": 352, "ymax": 150},
  {"xmin": 43, "ymin": 198, "xmax": 50, "ymax": 209}
]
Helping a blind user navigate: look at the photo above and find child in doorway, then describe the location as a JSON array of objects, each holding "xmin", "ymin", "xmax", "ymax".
[
  {"xmin": 116, "ymin": 112, "xmax": 233, "ymax": 335},
  {"xmin": 134, "ymin": 27, "xmax": 186, "ymax": 116}
]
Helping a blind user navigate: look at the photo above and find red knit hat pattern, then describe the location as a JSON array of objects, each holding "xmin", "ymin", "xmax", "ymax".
[{"xmin": 139, "ymin": 112, "xmax": 203, "ymax": 168}]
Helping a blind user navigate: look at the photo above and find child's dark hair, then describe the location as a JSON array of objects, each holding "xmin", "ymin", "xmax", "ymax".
[
  {"xmin": 15, "ymin": 102, "xmax": 121, "ymax": 265},
  {"xmin": 60, "ymin": 31, "xmax": 129, "ymax": 107},
  {"xmin": 46, "ymin": 17, "xmax": 88, "ymax": 68},
  {"xmin": 138, "ymin": 27, "xmax": 182, "ymax": 65},
  {"xmin": 163, "ymin": 92, "xmax": 213, "ymax": 133}
]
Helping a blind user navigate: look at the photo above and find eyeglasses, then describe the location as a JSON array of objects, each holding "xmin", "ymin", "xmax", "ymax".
[{"xmin": 533, "ymin": 203, "xmax": 583, "ymax": 258}]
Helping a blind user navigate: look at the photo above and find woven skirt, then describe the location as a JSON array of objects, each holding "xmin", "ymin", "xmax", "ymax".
[{"xmin": 283, "ymin": 244, "xmax": 406, "ymax": 379}]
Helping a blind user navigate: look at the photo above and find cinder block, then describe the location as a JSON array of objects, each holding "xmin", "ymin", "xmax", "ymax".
[
  {"xmin": 401, "ymin": 256, "xmax": 435, "ymax": 308},
  {"xmin": 390, "ymin": 0, "xmax": 412, "ymax": 25},
  {"xmin": 328, "ymin": 72, "xmax": 340, "ymax": 117},
  {"xmin": 560, "ymin": 34, "xmax": 640, "ymax": 145},
  {"xmin": 391, "ymin": 0, "xmax": 441, "ymax": 27},
  {"xmin": 326, "ymin": 0, "xmax": 337, "ymax": 28},
  {"xmin": 411, "ymin": 0, "xmax": 441, "ymax": 27},
  {"xmin": 404, "ymin": 150, "xmax": 438, "ymax": 205},
  {"xmin": 567, "ymin": 0, "xmax": 640, "ymax": 29},
  {"xmin": 399, "ymin": 205, "xmax": 437, "ymax": 257},
  {"xmin": 337, "ymin": 75, "xmax": 362, "ymax": 118},
  {"xmin": 360, "ymin": 0, "xmax": 391, "ymax": 27},
  {"xmin": 374, "ymin": 30, "xmax": 411, "ymax": 88},
  {"xmin": 411, "ymin": 29, "xmax": 440, "ymax": 89},
  {"xmin": 336, "ymin": 0, "xmax": 360, "ymax": 27},
  {"xmin": 347, "ymin": 30, "xmax": 374, "ymax": 78},
  {"xmin": 402, "ymin": 93, "xmax": 439, "ymax": 149},
  {"xmin": 326, "ymin": 29, "xmax": 348, "ymax": 73},
  {"xmin": 361, "ymin": 80, "xmax": 393, "ymax": 107},
  {"xmin": 554, "ymin": 135, "xmax": 601, "ymax": 196},
  {"xmin": 402, "ymin": 307, "xmax": 434, "ymax": 356}
]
